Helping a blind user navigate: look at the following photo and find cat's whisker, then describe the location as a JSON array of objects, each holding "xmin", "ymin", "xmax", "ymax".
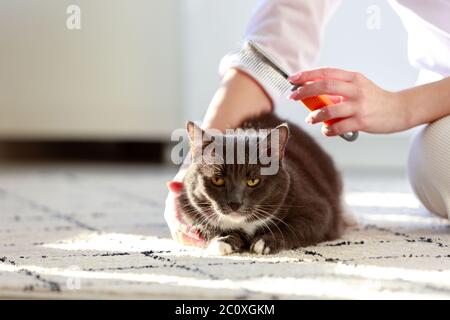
[
  {"xmin": 251, "ymin": 207, "xmax": 285, "ymax": 242},
  {"xmin": 248, "ymin": 210, "xmax": 272, "ymax": 235},
  {"xmin": 250, "ymin": 208, "xmax": 279, "ymax": 243},
  {"xmin": 257, "ymin": 203, "xmax": 307, "ymax": 209},
  {"xmin": 253, "ymin": 205, "xmax": 302, "ymax": 245},
  {"xmin": 195, "ymin": 207, "xmax": 220, "ymax": 233},
  {"xmin": 257, "ymin": 207, "xmax": 302, "ymax": 245}
]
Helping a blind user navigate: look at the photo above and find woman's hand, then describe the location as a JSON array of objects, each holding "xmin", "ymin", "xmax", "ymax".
[
  {"xmin": 288, "ymin": 67, "xmax": 409, "ymax": 136},
  {"xmin": 164, "ymin": 181, "xmax": 205, "ymax": 247}
]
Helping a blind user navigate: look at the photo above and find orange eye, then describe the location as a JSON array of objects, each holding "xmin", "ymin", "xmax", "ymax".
[
  {"xmin": 246, "ymin": 178, "xmax": 260, "ymax": 187},
  {"xmin": 211, "ymin": 177, "xmax": 225, "ymax": 186}
]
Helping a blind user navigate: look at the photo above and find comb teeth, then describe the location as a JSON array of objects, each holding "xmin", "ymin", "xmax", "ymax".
[{"xmin": 236, "ymin": 42, "xmax": 293, "ymax": 97}]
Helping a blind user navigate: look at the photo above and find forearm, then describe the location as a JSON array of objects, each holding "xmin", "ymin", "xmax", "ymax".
[
  {"xmin": 202, "ymin": 68, "xmax": 272, "ymax": 131},
  {"xmin": 400, "ymin": 77, "xmax": 450, "ymax": 128}
]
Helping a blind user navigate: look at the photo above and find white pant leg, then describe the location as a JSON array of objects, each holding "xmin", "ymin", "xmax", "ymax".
[{"xmin": 408, "ymin": 115, "xmax": 450, "ymax": 219}]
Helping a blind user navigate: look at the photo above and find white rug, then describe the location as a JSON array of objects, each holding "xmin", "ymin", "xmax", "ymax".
[{"xmin": 1, "ymin": 163, "xmax": 450, "ymax": 299}]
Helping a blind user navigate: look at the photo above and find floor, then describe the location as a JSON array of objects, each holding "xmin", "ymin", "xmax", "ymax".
[{"xmin": 1, "ymin": 163, "xmax": 450, "ymax": 299}]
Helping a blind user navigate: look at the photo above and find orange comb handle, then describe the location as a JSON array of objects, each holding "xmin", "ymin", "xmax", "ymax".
[
  {"xmin": 300, "ymin": 95, "xmax": 341, "ymax": 126},
  {"xmin": 300, "ymin": 95, "xmax": 359, "ymax": 142}
]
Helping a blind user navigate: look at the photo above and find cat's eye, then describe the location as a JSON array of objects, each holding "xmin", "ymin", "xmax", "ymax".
[
  {"xmin": 246, "ymin": 178, "xmax": 260, "ymax": 187},
  {"xmin": 211, "ymin": 177, "xmax": 225, "ymax": 186}
]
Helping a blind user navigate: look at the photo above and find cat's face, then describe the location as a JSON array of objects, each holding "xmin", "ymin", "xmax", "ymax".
[{"xmin": 183, "ymin": 122, "xmax": 290, "ymax": 232}]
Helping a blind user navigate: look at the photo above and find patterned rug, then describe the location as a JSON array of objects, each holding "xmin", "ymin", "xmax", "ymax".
[{"xmin": 1, "ymin": 163, "xmax": 449, "ymax": 299}]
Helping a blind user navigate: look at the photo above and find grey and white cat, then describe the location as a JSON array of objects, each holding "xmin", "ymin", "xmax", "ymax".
[{"xmin": 177, "ymin": 112, "xmax": 351, "ymax": 255}]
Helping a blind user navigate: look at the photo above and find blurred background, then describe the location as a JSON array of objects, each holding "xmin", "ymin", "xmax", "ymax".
[{"xmin": 0, "ymin": 0, "xmax": 419, "ymax": 170}]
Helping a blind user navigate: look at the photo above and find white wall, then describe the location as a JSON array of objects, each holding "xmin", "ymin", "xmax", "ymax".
[
  {"xmin": 0, "ymin": 1, "xmax": 421, "ymax": 168},
  {"xmin": 0, "ymin": 0, "xmax": 181, "ymax": 140},
  {"xmin": 179, "ymin": 0, "xmax": 419, "ymax": 169},
  {"xmin": 179, "ymin": 0, "xmax": 257, "ymax": 124}
]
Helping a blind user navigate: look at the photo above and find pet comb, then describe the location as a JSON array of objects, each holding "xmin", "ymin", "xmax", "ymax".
[{"xmin": 236, "ymin": 41, "xmax": 358, "ymax": 142}]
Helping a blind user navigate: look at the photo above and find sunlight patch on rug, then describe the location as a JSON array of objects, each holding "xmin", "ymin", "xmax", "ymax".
[{"xmin": 43, "ymin": 232, "xmax": 304, "ymax": 262}]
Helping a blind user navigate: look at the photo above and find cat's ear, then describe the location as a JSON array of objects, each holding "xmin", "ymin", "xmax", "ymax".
[
  {"xmin": 274, "ymin": 123, "xmax": 289, "ymax": 159},
  {"xmin": 186, "ymin": 121, "xmax": 204, "ymax": 143},
  {"xmin": 186, "ymin": 121, "xmax": 212, "ymax": 160},
  {"xmin": 259, "ymin": 123, "xmax": 289, "ymax": 160},
  {"xmin": 187, "ymin": 121, "xmax": 204, "ymax": 160}
]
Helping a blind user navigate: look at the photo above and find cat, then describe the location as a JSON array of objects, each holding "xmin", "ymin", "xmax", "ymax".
[{"xmin": 177, "ymin": 112, "xmax": 352, "ymax": 255}]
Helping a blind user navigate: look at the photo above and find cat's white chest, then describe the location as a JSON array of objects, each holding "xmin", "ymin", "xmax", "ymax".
[{"xmin": 218, "ymin": 214, "xmax": 268, "ymax": 236}]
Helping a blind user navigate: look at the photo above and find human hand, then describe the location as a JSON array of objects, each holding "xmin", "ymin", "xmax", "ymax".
[
  {"xmin": 288, "ymin": 68, "xmax": 408, "ymax": 136},
  {"xmin": 164, "ymin": 181, "xmax": 205, "ymax": 247}
]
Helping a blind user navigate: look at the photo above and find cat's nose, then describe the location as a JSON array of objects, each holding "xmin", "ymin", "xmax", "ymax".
[{"xmin": 227, "ymin": 201, "xmax": 242, "ymax": 211}]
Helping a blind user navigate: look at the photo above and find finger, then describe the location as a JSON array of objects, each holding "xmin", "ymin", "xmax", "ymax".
[
  {"xmin": 322, "ymin": 118, "xmax": 360, "ymax": 136},
  {"xmin": 184, "ymin": 225, "xmax": 203, "ymax": 242},
  {"xmin": 164, "ymin": 190, "xmax": 177, "ymax": 223},
  {"xmin": 288, "ymin": 67, "xmax": 356, "ymax": 84},
  {"xmin": 177, "ymin": 222, "xmax": 205, "ymax": 246},
  {"xmin": 305, "ymin": 103, "xmax": 355, "ymax": 125},
  {"xmin": 164, "ymin": 183, "xmax": 186, "ymax": 236},
  {"xmin": 327, "ymin": 95, "xmax": 344, "ymax": 104},
  {"xmin": 167, "ymin": 181, "xmax": 183, "ymax": 194},
  {"xmin": 164, "ymin": 183, "xmax": 205, "ymax": 247},
  {"xmin": 169, "ymin": 216, "xmax": 205, "ymax": 247},
  {"xmin": 290, "ymin": 80, "xmax": 356, "ymax": 100},
  {"xmin": 178, "ymin": 232, "xmax": 205, "ymax": 247}
]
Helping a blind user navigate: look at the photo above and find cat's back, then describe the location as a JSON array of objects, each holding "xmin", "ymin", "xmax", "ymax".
[{"xmin": 242, "ymin": 112, "xmax": 342, "ymax": 199}]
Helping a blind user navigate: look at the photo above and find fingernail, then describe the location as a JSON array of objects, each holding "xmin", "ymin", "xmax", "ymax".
[
  {"xmin": 322, "ymin": 126, "xmax": 332, "ymax": 136},
  {"xmin": 289, "ymin": 87, "xmax": 302, "ymax": 99},
  {"xmin": 305, "ymin": 117, "xmax": 313, "ymax": 125},
  {"xmin": 168, "ymin": 181, "xmax": 183, "ymax": 193},
  {"xmin": 288, "ymin": 72, "xmax": 301, "ymax": 82}
]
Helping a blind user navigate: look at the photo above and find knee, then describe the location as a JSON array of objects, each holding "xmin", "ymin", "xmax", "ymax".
[{"xmin": 407, "ymin": 115, "xmax": 450, "ymax": 218}]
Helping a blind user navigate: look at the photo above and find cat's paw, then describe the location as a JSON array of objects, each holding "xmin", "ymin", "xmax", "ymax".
[
  {"xmin": 205, "ymin": 237, "xmax": 235, "ymax": 256},
  {"xmin": 251, "ymin": 239, "xmax": 271, "ymax": 255}
]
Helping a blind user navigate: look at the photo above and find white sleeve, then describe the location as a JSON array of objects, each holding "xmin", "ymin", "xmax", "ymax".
[{"xmin": 219, "ymin": 0, "xmax": 341, "ymax": 102}]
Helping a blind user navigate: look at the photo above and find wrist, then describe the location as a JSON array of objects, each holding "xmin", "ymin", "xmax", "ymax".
[
  {"xmin": 397, "ymin": 78, "xmax": 450, "ymax": 128},
  {"xmin": 395, "ymin": 86, "xmax": 431, "ymax": 130},
  {"xmin": 393, "ymin": 90, "xmax": 414, "ymax": 131}
]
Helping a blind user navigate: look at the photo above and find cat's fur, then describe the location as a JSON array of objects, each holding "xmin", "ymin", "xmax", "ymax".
[{"xmin": 177, "ymin": 112, "xmax": 349, "ymax": 255}]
